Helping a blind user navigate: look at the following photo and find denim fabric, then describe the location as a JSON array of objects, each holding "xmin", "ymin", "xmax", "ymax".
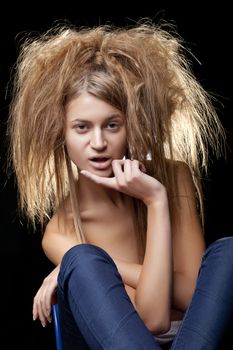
[
  {"xmin": 57, "ymin": 244, "xmax": 160, "ymax": 349},
  {"xmin": 57, "ymin": 237, "xmax": 233, "ymax": 349},
  {"xmin": 170, "ymin": 237, "xmax": 233, "ymax": 350}
]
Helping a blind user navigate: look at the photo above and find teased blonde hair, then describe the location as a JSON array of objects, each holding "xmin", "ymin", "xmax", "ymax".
[{"xmin": 7, "ymin": 20, "xmax": 225, "ymax": 255}]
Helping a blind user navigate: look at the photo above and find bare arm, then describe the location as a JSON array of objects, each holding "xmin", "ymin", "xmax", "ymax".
[
  {"xmin": 81, "ymin": 160, "xmax": 172, "ymax": 334},
  {"xmin": 41, "ymin": 193, "xmax": 84, "ymax": 265},
  {"xmin": 114, "ymin": 162, "xmax": 205, "ymax": 324},
  {"xmin": 135, "ymin": 193, "xmax": 172, "ymax": 334},
  {"xmin": 42, "ymin": 219, "xmax": 80, "ymax": 266},
  {"xmin": 32, "ymin": 200, "xmax": 81, "ymax": 326},
  {"xmin": 171, "ymin": 162, "xmax": 205, "ymax": 311},
  {"xmin": 36, "ymin": 160, "xmax": 205, "ymax": 333}
]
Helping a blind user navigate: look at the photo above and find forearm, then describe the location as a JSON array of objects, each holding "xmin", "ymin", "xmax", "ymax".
[
  {"xmin": 135, "ymin": 195, "xmax": 173, "ymax": 332},
  {"xmin": 114, "ymin": 263, "xmax": 194, "ymax": 314},
  {"xmin": 116, "ymin": 259, "xmax": 185, "ymax": 309}
]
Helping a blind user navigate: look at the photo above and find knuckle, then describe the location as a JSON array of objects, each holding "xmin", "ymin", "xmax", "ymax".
[
  {"xmin": 125, "ymin": 177, "xmax": 133, "ymax": 185},
  {"xmin": 118, "ymin": 180, "xmax": 126, "ymax": 188},
  {"xmin": 43, "ymin": 276, "xmax": 49, "ymax": 283},
  {"xmin": 131, "ymin": 173, "xmax": 140, "ymax": 181}
]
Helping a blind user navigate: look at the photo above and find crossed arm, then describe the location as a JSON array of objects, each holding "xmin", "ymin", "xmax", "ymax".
[{"xmin": 33, "ymin": 161, "xmax": 205, "ymax": 334}]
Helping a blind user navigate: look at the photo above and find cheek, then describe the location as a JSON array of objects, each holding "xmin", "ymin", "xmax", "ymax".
[
  {"xmin": 121, "ymin": 129, "xmax": 127, "ymax": 148},
  {"xmin": 116, "ymin": 133, "xmax": 127, "ymax": 155},
  {"xmin": 65, "ymin": 133, "xmax": 82, "ymax": 160}
]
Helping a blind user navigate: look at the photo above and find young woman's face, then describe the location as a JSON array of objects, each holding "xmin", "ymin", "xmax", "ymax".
[{"xmin": 65, "ymin": 92, "xmax": 127, "ymax": 177}]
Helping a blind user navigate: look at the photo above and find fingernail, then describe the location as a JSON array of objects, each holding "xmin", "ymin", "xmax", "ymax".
[{"xmin": 81, "ymin": 171, "xmax": 89, "ymax": 177}]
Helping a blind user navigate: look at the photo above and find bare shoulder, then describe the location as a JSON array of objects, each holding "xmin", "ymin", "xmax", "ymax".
[
  {"xmin": 42, "ymin": 194, "xmax": 80, "ymax": 264},
  {"xmin": 166, "ymin": 159, "xmax": 196, "ymax": 197},
  {"xmin": 145, "ymin": 158, "xmax": 196, "ymax": 196},
  {"xmin": 45, "ymin": 194, "xmax": 74, "ymax": 236},
  {"xmin": 42, "ymin": 194, "xmax": 79, "ymax": 252},
  {"xmin": 166, "ymin": 159, "xmax": 192, "ymax": 176}
]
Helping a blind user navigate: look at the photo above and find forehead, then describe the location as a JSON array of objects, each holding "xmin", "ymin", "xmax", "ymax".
[{"xmin": 66, "ymin": 93, "xmax": 124, "ymax": 122}]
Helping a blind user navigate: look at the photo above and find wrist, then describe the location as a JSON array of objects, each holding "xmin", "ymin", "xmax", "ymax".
[{"xmin": 143, "ymin": 187, "xmax": 168, "ymax": 207}]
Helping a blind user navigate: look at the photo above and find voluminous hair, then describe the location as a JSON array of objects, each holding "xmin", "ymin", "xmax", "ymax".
[{"xmin": 7, "ymin": 20, "xmax": 225, "ymax": 255}]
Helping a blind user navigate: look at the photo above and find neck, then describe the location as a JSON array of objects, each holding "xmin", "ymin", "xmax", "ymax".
[{"xmin": 77, "ymin": 173, "xmax": 126, "ymax": 209}]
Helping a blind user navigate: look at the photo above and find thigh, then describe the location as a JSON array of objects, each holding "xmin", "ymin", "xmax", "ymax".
[
  {"xmin": 171, "ymin": 237, "xmax": 233, "ymax": 349},
  {"xmin": 58, "ymin": 244, "xmax": 161, "ymax": 350},
  {"xmin": 58, "ymin": 288, "xmax": 90, "ymax": 350}
]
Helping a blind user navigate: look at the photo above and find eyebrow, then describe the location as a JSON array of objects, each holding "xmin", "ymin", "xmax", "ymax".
[{"xmin": 70, "ymin": 114, "xmax": 123, "ymax": 123}]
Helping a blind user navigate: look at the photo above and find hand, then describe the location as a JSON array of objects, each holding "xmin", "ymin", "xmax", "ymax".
[
  {"xmin": 32, "ymin": 265, "xmax": 60, "ymax": 327},
  {"xmin": 81, "ymin": 159, "xmax": 166, "ymax": 206}
]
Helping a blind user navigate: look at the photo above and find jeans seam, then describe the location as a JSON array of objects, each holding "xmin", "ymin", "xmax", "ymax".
[{"xmin": 109, "ymin": 309, "xmax": 138, "ymax": 347}]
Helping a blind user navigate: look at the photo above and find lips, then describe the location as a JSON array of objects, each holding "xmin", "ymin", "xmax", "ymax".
[{"xmin": 88, "ymin": 157, "xmax": 112, "ymax": 170}]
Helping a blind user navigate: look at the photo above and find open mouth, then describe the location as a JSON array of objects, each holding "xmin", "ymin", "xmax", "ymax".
[
  {"xmin": 91, "ymin": 157, "xmax": 110, "ymax": 162},
  {"xmin": 89, "ymin": 157, "xmax": 112, "ymax": 169}
]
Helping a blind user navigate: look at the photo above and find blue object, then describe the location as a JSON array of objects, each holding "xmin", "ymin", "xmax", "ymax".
[{"xmin": 52, "ymin": 303, "xmax": 63, "ymax": 350}]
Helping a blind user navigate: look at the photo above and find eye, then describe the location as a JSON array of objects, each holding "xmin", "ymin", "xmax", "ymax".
[
  {"xmin": 107, "ymin": 122, "xmax": 119, "ymax": 129},
  {"xmin": 74, "ymin": 124, "xmax": 88, "ymax": 133}
]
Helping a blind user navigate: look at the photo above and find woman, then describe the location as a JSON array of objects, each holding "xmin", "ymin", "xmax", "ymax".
[{"xmin": 7, "ymin": 21, "xmax": 233, "ymax": 349}]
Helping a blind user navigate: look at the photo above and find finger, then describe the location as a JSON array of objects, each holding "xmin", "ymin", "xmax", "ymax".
[
  {"xmin": 41, "ymin": 289, "xmax": 51, "ymax": 322},
  {"xmin": 33, "ymin": 289, "xmax": 42, "ymax": 321},
  {"xmin": 44, "ymin": 287, "xmax": 56, "ymax": 320},
  {"xmin": 116, "ymin": 158, "xmax": 146, "ymax": 172},
  {"xmin": 37, "ymin": 285, "xmax": 51, "ymax": 326},
  {"xmin": 80, "ymin": 170, "xmax": 117, "ymax": 189},
  {"xmin": 123, "ymin": 159, "xmax": 132, "ymax": 181},
  {"xmin": 131, "ymin": 160, "xmax": 142, "ymax": 175},
  {"xmin": 112, "ymin": 160, "xmax": 126, "ymax": 185},
  {"xmin": 115, "ymin": 159, "xmax": 146, "ymax": 173},
  {"xmin": 37, "ymin": 299, "xmax": 48, "ymax": 327},
  {"xmin": 32, "ymin": 297, "xmax": 39, "ymax": 321},
  {"xmin": 44, "ymin": 299, "xmax": 52, "ymax": 321},
  {"xmin": 139, "ymin": 161, "xmax": 147, "ymax": 173},
  {"xmin": 34, "ymin": 294, "xmax": 47, "ymax": 327}
]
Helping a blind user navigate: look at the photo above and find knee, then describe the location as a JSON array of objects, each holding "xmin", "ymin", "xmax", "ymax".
[
  {"xmin": 205, "ymin": 236, "xmax": 233, "ymax": 261},
  {"xmin": 210, "ymin": 236, "xmax": 233, "ymax": 251},
  {"xmin": 58, "ymin": 243, "xmax": 117, "ymax": 294},
  {"xmin": 59, "ymin": 243, "xmax": 115, "ymax": 277}
]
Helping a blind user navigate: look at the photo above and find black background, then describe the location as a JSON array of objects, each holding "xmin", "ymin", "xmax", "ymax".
[{"xmin": 0, "ymin": 2, "xmax": 232, "ymax": 349}]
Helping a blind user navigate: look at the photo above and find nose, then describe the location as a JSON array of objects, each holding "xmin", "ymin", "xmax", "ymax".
[{"xmin": 90, "ymin": 128, "xmax": 107, "ymax": 150}]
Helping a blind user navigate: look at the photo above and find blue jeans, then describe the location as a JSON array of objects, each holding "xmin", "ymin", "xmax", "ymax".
[{"xmin": 57, "ymin": 237, "xmax": 233, "ymax": 349}]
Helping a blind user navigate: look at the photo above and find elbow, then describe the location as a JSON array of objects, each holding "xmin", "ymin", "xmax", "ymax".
[
  {"xmin": 41, "ymin": 234, "xmax": 47, "ymax": 254},
  {"xmin": 136, "ymin": 303, "xmax": 171, "ymax": 335},
  {"xmin": 41, "ymin": 232, "xmax": 51, "ymax": 259},
  {"xmin": 144, "ymin": 317, "xmax": 171, "ymax": 335}
]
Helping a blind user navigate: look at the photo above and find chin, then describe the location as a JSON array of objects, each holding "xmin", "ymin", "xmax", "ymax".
[
  {"xmin": 80, "ymin": 164, "xmax": 113, "ymax": 177},
  {"xmin": 94, "ymin": 168, "xmax": 113, "ymax": 177}
]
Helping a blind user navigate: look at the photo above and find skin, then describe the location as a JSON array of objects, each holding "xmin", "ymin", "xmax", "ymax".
[{"xmin": 33, "ymin": 92, "xmax": 205, "ymax": 335}]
